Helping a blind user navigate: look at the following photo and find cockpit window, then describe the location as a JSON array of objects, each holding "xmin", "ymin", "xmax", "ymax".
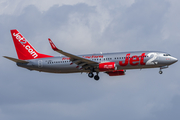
[{"xmin": 163, "ymin": 54, "xmax": 171, "ymax": 56}]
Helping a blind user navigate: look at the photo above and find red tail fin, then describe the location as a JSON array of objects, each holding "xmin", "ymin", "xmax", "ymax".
[{"xmin": 11, "ymin": 29, "xmax": 53, "ymax": 60}]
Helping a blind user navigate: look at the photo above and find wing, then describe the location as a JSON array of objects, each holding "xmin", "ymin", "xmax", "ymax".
[{"xmin": 48, "ymin": 38, "xmax": 99, "ymax": 70}]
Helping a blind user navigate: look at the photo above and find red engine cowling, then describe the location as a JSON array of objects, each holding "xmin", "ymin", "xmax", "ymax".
[
  {"xmin": 99, "ymin": 62, "xmax": 117, "ymax": 72},
  {"xmin": 107, "ymin": 70, "xmax": 125, "ymax": 76}
]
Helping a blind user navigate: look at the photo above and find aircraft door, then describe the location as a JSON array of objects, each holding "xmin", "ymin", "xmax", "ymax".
[{"xmin": 38, "ymin": 60, "xmax": 43, "ymax": 68}]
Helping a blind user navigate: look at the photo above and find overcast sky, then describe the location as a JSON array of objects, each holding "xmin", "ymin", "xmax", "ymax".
[{"xmin": 0, "ymin": 0, "xmax": 180, "ymax": 120}]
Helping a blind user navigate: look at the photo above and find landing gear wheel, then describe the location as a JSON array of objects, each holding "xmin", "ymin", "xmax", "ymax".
[
  {"xmin": 94, "ymin": 75, "xmax": 100, "ymax": 81},
  {"xmin": 88, "ymin": 72, "xmax": 94, "ymax": 78},
  {"xmin": 159, "ymin": 71, "xmax": 163, "ymax": 74}
]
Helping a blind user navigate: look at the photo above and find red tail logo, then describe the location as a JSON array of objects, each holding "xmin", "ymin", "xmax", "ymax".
[{"xmin": 11, "ymin": 29, "xmax": 53, "ymax": 60}]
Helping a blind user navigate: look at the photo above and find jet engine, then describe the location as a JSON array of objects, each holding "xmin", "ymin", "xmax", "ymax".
[{"xmin": 99, "ymin": 62, "xmax": 117, "ymax": 72}]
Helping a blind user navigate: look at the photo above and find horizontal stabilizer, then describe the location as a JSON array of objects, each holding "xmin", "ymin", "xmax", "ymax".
[{"xmin": 3, "ymin": 56, "xmax": 29, "ymax": 63}]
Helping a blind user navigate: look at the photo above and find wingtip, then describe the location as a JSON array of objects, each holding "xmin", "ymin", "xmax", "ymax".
[{"xmin": 48, "ymin": 38, "xmax": 58, "ymax": 51}]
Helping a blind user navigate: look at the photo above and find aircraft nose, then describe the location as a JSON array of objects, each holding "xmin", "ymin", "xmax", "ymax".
[{"xmin": 172, "ymin": 57, "xmax": 178, "ymax": 63}]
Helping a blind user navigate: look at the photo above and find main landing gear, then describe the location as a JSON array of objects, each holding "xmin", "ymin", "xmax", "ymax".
[
  {"xmin": 88, "ymin": 72, "xmax": 100, "ymax": 81},
  {"xmin": 88, "ymin": 72, "xmax": 94, "ymax": 78}
]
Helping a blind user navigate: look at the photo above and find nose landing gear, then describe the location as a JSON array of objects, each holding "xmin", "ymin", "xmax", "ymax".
[
  {"xmin": 159, "ymin": 66, "xmax": 168, "ymax": 74},
  {"xmin": 159, "ymin": 70, "xmax": 163, "ymax": 74}
]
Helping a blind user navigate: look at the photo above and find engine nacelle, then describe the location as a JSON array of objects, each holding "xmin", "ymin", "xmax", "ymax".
[
  {"xmin": 99, "ymin": 62, "xmax": 117, "ymax": 72},
  {"xmin": 107, "ymin": 70, "xmax": 125, "ymax": 76}
]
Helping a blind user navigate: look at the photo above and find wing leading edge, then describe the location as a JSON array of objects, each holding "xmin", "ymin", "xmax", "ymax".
[{"xmin": 48, "ymin": 38, "xmax": 98, "ymax": 69}]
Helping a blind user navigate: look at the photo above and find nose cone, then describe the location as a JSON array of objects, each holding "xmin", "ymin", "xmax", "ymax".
[{"xmin": 172, "ymin": 57, "xmax": 178, "ymax": 64}]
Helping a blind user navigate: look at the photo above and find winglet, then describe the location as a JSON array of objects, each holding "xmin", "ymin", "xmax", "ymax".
[{"xmin": 48, "ymin": 38, "xmax": 59, "ymax": 51}]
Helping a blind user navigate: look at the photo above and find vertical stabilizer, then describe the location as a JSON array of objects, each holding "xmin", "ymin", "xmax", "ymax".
[{"xmin": 10, "ymin": 29, "xmax": 53, "ymax": 60}]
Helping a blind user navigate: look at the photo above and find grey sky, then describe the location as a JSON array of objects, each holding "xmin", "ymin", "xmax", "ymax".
[{"xmin": 0, "ymin": 0, "xmax": 180, "ymax": 120}]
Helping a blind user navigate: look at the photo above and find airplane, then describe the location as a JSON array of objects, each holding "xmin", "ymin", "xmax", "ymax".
[{"xmin": 4, "ymin": 29, "xmax": 178, "ymax": 80}]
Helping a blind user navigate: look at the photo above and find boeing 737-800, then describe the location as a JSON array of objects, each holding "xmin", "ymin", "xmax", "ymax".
[{"xmin": 4, "ymin": 29, "xmax": 178, "ymax": 80}]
